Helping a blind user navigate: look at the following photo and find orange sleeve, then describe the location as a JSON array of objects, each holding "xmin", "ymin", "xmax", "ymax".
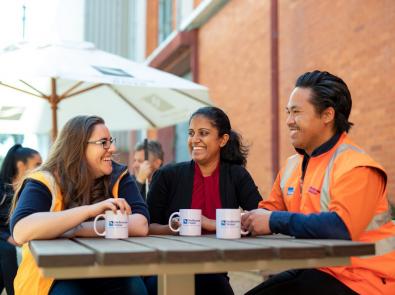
[
  {"xmin": 258, "ymin": 172, "xmax": 287, "ymax": 211},
  {"xmin": 329, "ymin": 167, "xmax": 386, "ymax": 240}
]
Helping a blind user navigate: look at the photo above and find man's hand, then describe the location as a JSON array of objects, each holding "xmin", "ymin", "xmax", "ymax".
[
  {"xmin": 241, "ymin": 209, "xmax": 272, "ymax": 236},
  {"xmin": 136, "ymin": 161, "xmax": 153, "ymax": 183}
]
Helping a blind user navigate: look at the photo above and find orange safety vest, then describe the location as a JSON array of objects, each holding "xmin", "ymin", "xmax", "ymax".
[
  {"xmin": 260, "ymin": 133, "xmax": 395, "ymax": 295},
  {"xmin": 14, "ymin": 170, "xmax": 127, "ymax": 295}
]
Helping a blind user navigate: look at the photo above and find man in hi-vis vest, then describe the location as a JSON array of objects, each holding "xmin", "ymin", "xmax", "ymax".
[{"xmin": 242, "ymin": 70, "xmax": 395, "ymax": 295}]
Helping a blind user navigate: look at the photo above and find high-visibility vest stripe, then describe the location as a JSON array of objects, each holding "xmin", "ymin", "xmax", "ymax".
[
  {"xmin": 15, "ymin": 170, "xmax": 126, "ymax": 295},
  {"xmin": 280, "ymin": 154, "xmax": 299, "ymax": 193},
  {"xmin": 365, "ymin": 210, "xmax": 393, "ymax": 231},
  {"xmin": 375, "ymin": 235, "xmax": 395, "ymax": 256},
  {"xmin": 280, "ymin": 144, "xmax": 392, "ymax": 241},
  {"xmin": 39, "ymin": 171, "xmax": 59, "ymax": 211},
  {"xmin": 320, "ymin": 144, "xmax": 365, "ymax": 211},
  {"xmin": 112, "ymin": 169, "xmax": 128, "ymax": 198}
]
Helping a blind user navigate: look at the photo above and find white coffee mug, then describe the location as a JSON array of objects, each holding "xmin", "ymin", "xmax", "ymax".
[
  {"xmin": 216, "ymin": 208, "xmax": 249, "ymax": 239},
  {"xmin": 168, "ymin": 209, "xmax": 202, "ymax": 236},
  {"xmin": 93, "ymin": 210, "xmax": 129, "ymax": 239}
]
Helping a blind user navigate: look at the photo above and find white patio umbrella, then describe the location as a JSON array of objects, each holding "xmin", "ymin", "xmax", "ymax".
[{"xmin": 0, "ymin": 41, "xmax": 211, "ymax": 141}]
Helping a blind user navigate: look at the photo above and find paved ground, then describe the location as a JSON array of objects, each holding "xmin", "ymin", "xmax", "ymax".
[{"xmin": 229, "ymin": 271, "xmax": 263, "ymax": 295}]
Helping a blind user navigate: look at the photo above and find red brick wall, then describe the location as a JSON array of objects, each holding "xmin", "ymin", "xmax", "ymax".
[
  {"xmin": 279, "ymin": 0, "xmax": 395, "ymax": 203},
  {"xmin": 199, "ymin": 0, "xmax": 273, "ymax": 196},
  {"xmin": 147, "ymin": 0, "xmax": 395, "ymax": 203},
  {"xmin": 198, "ymin": 0, "xmax": 395, "ymax": 202}
]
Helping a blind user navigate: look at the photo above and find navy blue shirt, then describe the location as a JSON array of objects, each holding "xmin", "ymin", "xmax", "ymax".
[
  {"xmin": 268, "ymin": 133, "xmax": 351, "ymax": 240},
  {"xmin": 10, "ymin": 163, "xmax": 149, "ymax": 234}
]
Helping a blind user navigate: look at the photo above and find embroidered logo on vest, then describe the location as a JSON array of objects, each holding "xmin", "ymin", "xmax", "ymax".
[
  {"xmin": 308, "ymin": 186, "xmax": 320, "ymax": 195},
  {"xmin": 287, "ymin": 187, "xmax": 294, "ymax": 195}
]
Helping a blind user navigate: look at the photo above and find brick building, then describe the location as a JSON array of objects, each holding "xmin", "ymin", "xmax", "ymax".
[{"xmin": 142, "ymin": 0, "xmax": 395, "ymax": 203}]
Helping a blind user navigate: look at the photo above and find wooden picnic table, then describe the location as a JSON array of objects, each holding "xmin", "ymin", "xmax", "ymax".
[{"xmin": 29, "ymin": 235, "xmax": 375, "ymax": 295}]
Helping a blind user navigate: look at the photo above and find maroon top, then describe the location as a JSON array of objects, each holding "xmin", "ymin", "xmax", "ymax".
[{"xmin": 191, "ymin": 162, "xmax": 222, "ymax": 221}]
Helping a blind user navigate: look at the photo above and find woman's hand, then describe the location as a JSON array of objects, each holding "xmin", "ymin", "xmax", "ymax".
[
  {"xmin": 7, "ymin": 236, "xmax": 19, "ymax": 246},
  {"xmin": 86, "ymin": 198, "xmax": 132, "ymax": 218},
  {"xmin": 170, "ymin": 216, "xmax": 180, "ymax": 231},
  {"xmin": 201, "ymin": 215, "xmax": 216, "ymax": 232}
]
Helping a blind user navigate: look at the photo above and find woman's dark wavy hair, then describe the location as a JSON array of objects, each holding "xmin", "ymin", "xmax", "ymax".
[
  {"xmin": 0, "ymin": 144, "xmax": 39, "ymax": 185},
  {"xmin": 190, "ymin": 106, "xmax": 249, "ymax": 167},
  {"xmin": 296, "ymin": 70, "xmax": 353, "ymax": 133}
]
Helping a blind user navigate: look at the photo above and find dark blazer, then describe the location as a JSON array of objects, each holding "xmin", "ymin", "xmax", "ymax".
[{"xmin": 147, "ymin": 160, "xmax": 262, "ymax": 224}]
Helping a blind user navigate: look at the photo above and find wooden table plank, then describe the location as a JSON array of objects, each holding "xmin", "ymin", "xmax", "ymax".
[
  {"xmin": 30, "ymin": 239, "xmax": 95, "ymax": 267},
  {"xmin": 31, "ymin": 235, "xmax": 371, "ymax": 283},
  {"xmin": 162, "ymin": 235, "xmax": 274, "ymax": 261},
  {"xmin": 127, "ymin": 236, "xmax": 220, "ymax": 263},
  {"xmin": 241, "ymin": 236, "xmax": 327, "ymax": 259},
  {"xmin": 75, "ymin": 238, "xmax": 160, "ymax": 265},
  {"xmin": 294, "ymin": 239, "xmax": 375, "ymax": 257}
]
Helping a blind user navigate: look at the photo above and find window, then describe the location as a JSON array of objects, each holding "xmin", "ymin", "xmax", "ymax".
[
  {"xmin": 176, "ymin": 0, "xmax": 194, "ymax": 28},
  {"xmin": 158, "ymin": 0, "xmax": 173, "ymax": 43}
]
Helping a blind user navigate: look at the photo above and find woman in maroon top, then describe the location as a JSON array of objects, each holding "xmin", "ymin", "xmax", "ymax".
[{"xmin": 147, "ymin": 106, "xmax": 262, "ymax": 295}]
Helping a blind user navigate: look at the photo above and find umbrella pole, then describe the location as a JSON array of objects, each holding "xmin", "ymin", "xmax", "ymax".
[
  {"xmin": 144, "ymin": 138, "xmax": 149, "ymax": 198},
  {"xmin": 50, "ymin": 78, "xmax": 58, "ymax": 142}
]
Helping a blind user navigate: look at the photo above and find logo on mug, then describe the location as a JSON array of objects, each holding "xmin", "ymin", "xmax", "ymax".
[
  {"xmin": 220, "ymin": 220, "xmax": 239, "ymax": 226},
  {"xmin": 183, "ymin": 219, "xmax": 188, "ymax": 224},
  {"xmin": 109, "ymin": 221, "xmax": 114, "ymax": 226}
]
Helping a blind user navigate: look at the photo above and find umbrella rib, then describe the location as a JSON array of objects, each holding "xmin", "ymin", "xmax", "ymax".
[
  {"xmin": 58, "ymin": 81, "xmax": 84, "ymax": 100},
  {"xmin": 171, "ymin": 88, "xmax": 212, "ymax": 106},
  {"xmin": 107, "ymin": 85, "xmax": 157, "ymax": 128},
  {"xmin": 0, "ymin": 81, "xmax": 47, "ymax": 99},
  {"xmin": 63, "ymin": 83, "xmax": 105, "ymax": 99},
  {"xmin": 19, "ymin": 80, "xmax": 48, "ymax": 97}
]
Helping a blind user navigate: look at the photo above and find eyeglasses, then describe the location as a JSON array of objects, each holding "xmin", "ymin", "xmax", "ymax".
[{"xmin": 87, "ymin": 137, "xmax": 116, "ymax": 149}]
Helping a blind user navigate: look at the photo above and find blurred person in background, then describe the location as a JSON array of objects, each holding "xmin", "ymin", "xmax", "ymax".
[
  {"xmin": 147, "ymin": 106, "xmax": 262, "ymax": 295},
  {"xmin": 10, "ymin": 116, "xmax": 149, "ymax": 295},
  {"xmin": 0, "ymin": 144, "xmax": 42, "ymax": 295},
  {"xmin": 130, "ymin": 140, "xmax": 164, "ymax": 200}
]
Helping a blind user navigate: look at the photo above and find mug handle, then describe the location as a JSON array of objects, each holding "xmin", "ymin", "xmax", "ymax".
[
  {"xmin": 93, "ymin": 214, "xmax": 106, "ymax": 236},
  {"xmin": 168, "ymin": 212, "xmax": 180, "ymax": 232},
  {"xmin": 241, "ymin": 228, "xmax": 250, "ymax": 235}
]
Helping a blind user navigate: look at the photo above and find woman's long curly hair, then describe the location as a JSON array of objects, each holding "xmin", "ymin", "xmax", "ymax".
[{"xmin": 12, "ymin": 115, "xmax": 111, "ymax": 212}]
